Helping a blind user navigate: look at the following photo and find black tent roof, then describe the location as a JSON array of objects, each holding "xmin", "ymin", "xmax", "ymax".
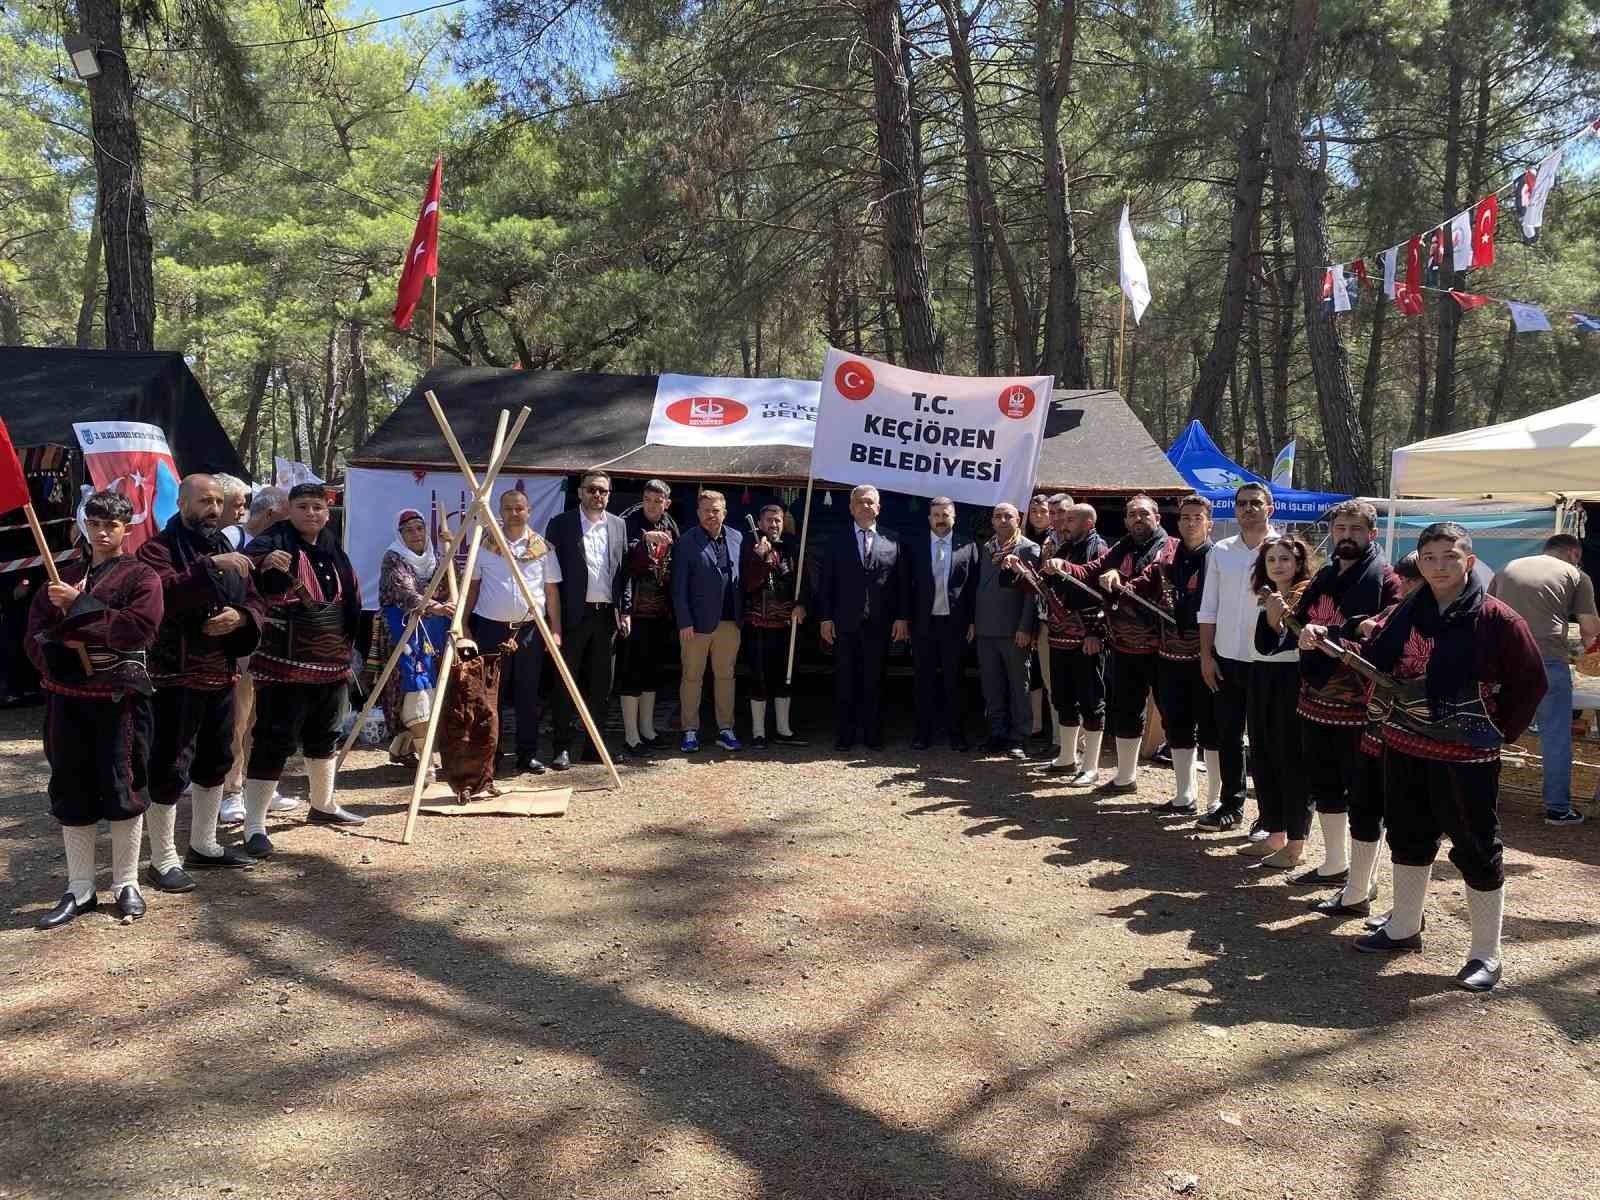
[
  {"xmin": 0, "ymin": 347, "xmax": 248, "ymax": 478},
  {"xmin": 353, "ymin": 365, "xmax": 1187, "ymax": 496}
]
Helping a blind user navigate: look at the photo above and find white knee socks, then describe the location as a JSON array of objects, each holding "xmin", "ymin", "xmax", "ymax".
[
  {"xmin": 1317, "ymin": 811, "xmax": 1350, "ymax": 875},
  {"xmin": 306, "ymin": 757, "xmax": 338, "ymax": 814},
  {"xmin": 750, "ymin": 699, "xmax": 767, "ymax": 739},
  {"xmin": 1113, "ymin": 737, "xmax": 1140, "ymax": 786},
  {"xmin": 1203, "ymin": 749, "xmax": 1223, "ymax": 809},
  {"xmin": 774, "ymin": 697, "xmax": 794, "ymax": 737},
  {"xmin": 145, "ymin": 802, "xmax": 181, "ymax": 873},
  {"xmin": 62, "ymin": 823, "xmax": 97, "ymax": 903},
  {"xmin": 1052, "ymin": 722, "xmax": 1080, "ymax": 769},
  {"xmin": 1171, "ymin": 748, "xmax": 1198, "ymax": 809},
  {"xmin": 1079, "ymin": 729, "xmax": 1104, "ymax": 777},
  {"xmin": 189, "ymin": 784, "xmax": 225, "ymax": 857},
  {"xmin": 638, "ymin": 692, "xmax": 657, "ymax": 740},
  {"xmin": 1341, "ymin": 838, "xmax": 1382, "ymax": 906},
  {"xmin": 110, "ymin": 816, "xmax": 142, "ymax": 894},
  {"xmin": 620, "ymin": 695, "xmax": 641, "ymax": 745},
  {"xmin": 1386, "ymin": 863, "xmax": 1432, "ymax": 940},
  {"xmin": 243, "ymin": 778, "xmax": 277, "ymax": 839},
  {"xmin": 1466, "ymin": 885, "xmax": 1505, "ymax": 968}
]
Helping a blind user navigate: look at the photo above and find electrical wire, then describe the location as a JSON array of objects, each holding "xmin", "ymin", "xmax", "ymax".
[{"xmin": 130, "ymin": 1, "xmax": 468, "ymax": 53}]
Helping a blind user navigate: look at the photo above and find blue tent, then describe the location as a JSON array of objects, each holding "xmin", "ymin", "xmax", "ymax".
[{"xmin": 1166, "ymin": 420, "xmax": 1348, "ymax": 520}]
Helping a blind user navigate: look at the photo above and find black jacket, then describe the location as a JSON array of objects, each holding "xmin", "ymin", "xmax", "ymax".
[{"xmin": 811, "ymin": 524, "xmax": 905, "ymax": 636}]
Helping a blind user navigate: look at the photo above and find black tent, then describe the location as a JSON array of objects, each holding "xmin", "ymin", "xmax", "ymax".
[{"xmin": 351, "ymin": 365, "xmax": 1188, "ymax": 498}]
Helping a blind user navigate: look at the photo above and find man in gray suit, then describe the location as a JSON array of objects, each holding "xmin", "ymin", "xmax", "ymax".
[{"xmin": 978, "ymin": 502, "xmax": 1040, "ymax": 759}]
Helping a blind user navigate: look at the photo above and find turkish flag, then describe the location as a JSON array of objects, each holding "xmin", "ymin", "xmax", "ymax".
[
  {"xmin": 1351, "ymin": 258, "xmax": 1370, "ymax": 289},
  {"xmin": 0, "ymin": 417, "xmax": 32, "ymax": 514},
  {"xmin": 1472, "ymin": 193, "xmax": 1497, "ymax": 269},
  {"xmin": 1397, "ymin": 235, "xmax": 1425, "ymax": 316},
  {"xmin": 394, "ymin": 158, "xmax": 442, "ymax": 331},
  {"xmin": 1450, "ymin": 290, "xmax": 1492, "ymax": 310}
]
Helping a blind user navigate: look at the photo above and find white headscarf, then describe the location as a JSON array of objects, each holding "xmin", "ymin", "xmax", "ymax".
[{"xmin": 387, "ymin": 509, "xmax": 437, "ymax": 580}]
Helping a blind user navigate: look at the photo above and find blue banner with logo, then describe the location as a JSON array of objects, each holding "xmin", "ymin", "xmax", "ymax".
[{"xmin": 1166, "ymin": 420, "xmax": 1347, "ymax": 521}]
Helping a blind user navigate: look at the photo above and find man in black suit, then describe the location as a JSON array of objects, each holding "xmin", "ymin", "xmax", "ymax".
[
  {"xmin": 543, "ymin": 471, "xmax": 631, "ymax": 768},
  {"xmin": 905, "ymin": 496, "xmax": 977, "ymax": 750},
  {"xmin": 812, "ymin": 484, "xmax": 908, "ymax": 751}
]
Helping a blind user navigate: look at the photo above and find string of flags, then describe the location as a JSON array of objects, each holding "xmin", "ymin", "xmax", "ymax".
[{"xmin": 1321, "ymin": 115, "xmax": 1599, "ymax": 333}]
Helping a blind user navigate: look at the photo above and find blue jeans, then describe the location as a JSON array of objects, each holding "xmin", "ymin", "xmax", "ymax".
[{"xmin": 1535, "ymin": 658, "xmax": 1574, "ymax": 815}]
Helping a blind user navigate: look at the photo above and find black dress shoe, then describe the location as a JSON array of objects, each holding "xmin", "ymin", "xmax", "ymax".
[
  {"xmin": 1291, "ymin": 866, "xmax": 1349, "ymax": 888},
  {"xmin": 245, "ymin": 832, "xmax": 274, "ymax": 858},
  {"xmin": 771, "ymin": 731, "xmax": 808, "ymax": 746},
  {"xmin": 1309, "ymin": 888, "xmax": 1377, "ymax": 917},
  {"xmin": 114, "ymin": 885, "xmax": 146, "ymax": 919},
  {"xmin": 1354, "ymin": 926, "xmax": 1424, "ymax": 953},
  {"xmin": 1097, "ymin": 780, "xmax": 1138, "ymax": 795},
  {"xmin": 910, "ymin": 737, "xmax": 931, "ymax": 751},
  {"xmin": 36, "ymin": 891, "xmax": 97, "ymax": 930},
  {"xmin": 751, "ymin": 734, "xmax": 769, "ymax": 750},
  {"xmin": 1455, "ymin": 958, "xmax": 1502, "ymax": 992},
  {"xmin": 307, "ymin": 806, "xmax": 366, "ymax": 827},
  {"xmin": 146, "ymin": 864, "xmax": 195, "ymax": 894},
  {"xmin": 184, "ymin": 846, "xmax": 255, "ymax": 869},
  {"xmin": 549, "ymin": 751, "xmax": 571, "ymax": 771},
  {"xmin": 1149, "ymin": 800, "xmax": 1197, "ymax": 815},
  {"xmin": 516, "ymin": 756, "xmax": 548, "ymax": 774}
]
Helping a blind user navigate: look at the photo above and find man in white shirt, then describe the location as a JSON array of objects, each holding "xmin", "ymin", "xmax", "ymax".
[
  {"xmin": 1196, "ymin": 481, "xmax": 1277, "ymax": 831},
  {"xmin": 466, "ymin": 489, "xmax": 563, "ymax": 774}
]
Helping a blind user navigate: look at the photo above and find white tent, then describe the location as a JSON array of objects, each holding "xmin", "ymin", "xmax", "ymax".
[{"xmin": 1390, "ymin": 393, "xmax": 1600, "ymax": 503}]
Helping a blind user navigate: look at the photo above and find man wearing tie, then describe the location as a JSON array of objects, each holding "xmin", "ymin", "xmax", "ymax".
[
  {"xmin": 905, "ymin": 497, "xmax": 977, "ymax": 750},
  {"xmin": 812, "ymin": 485, "xmax": 908, "ymax": 751}
]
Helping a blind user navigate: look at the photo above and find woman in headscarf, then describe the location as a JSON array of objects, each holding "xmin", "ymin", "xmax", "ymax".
[{"xmin": 368, "ymin": 510, "xmax": 453, "ymax": 774}]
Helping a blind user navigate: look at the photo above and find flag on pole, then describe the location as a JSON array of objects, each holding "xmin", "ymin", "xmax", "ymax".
[
  {"xmin": 1472, "ymin": 193, "xmax": 1498, "ymax": 269},
  {"xmin": 1270, "ymin": 439, "xmax": 1296, "ymax": 487},
  {"xmin": 1449, "ymin": 291, "xmax": 1492, "ymax": 310},
  {"xmin": 393, "ymin": 158, "xmax": 442, "ymax": 331},
  {"xmin": 1505, "ymin": 300, "xmax": 1551, "ymax": 332},
  {"xmin": 0, "ymin": 417, "xmax": 33, "ymax": 514},
  {"xmin": 1569, "ymin": 312, "xmax": 1600, "ymax": 332},
  {"xmin": 1118, "ymin": 203, "xmax": 1151, "ymax": 324},
  {"xmin": 1351, "ymin": 258, "xmax": 1370, "ymax": 290},
  {"xmin": 1449, "ymin": 209, "xmax": 1474, "ymax": 271}
]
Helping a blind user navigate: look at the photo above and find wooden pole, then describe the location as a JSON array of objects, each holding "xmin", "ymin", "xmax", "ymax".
[
  {"xmin": 334, "ymin": 407, "xmax": 530, "ymax": 771},
  {"xmin": 400, "ymin": 411, "xmax": 507, "ymax": 844},
  {"xmin": 423, "ymin": 389, "xmax": 623, "ymax": 791},
  {"xmin": 1117, "ymin": 192, "xmax": 1130, "ymax": 390},
  {"xmin": 428, "ymin": 276, "xmax": 437, "ymax": 369},
  {"xmin": 783, "ymin": 469, "xmax": 817, "ymax": 687},
  {"xmin": 25, "ymin": 502, "xmax": 91, "ymax": 674}
]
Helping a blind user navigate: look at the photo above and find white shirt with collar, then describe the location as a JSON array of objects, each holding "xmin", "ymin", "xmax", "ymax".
[
  {"xmin": 929, "ymin": 530, "xmax": 953, "ymax": 616},
  {"xmin": 1198, "ymin": 526, "xmax": 1278, "ymax": 661},
  {"xmin": 581, "ymin": 509, "xmax": 611, "ymax": 603},
  {"xmin": 855, "ymin": 523, "xmax": 879, "ymax": 565},
  {"xmin": 473, "ymin": 530, "xmax": 562, "ymax": 623}
]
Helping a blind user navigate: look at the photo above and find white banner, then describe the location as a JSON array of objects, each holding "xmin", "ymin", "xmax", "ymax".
[
  {"xmin": 343, "ymin": 466, "xmax": 566, "ymax": 611},
  {"xmin": 810, "ymin": 347, "xmax": 1052, "ymax": 508},
  {"xmin": 274, "ymin": 456, "xmax": 324, "ymax": 488},
  {"xmin": 646, "ymin": 373, "xmax": 819, "ymax": 448}
]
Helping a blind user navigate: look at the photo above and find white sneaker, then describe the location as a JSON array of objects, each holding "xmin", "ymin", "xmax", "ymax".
[
  {"xmin": 269, "ymin": 792, "xmax": 301, "ymax": 813},
  {"xmin": 218, "ymin": 791, "xmax": 246, "ymax": 825},
  {"xmin": 1069, "ymin": 767, "xmax": 1100, "ymax": 788}
]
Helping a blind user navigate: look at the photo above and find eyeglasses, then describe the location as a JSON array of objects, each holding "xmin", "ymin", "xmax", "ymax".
[
  {"xmin": 1237, "ymin": 498, "xmax": 1269, "ymax": 509},
  {"xmin": 584, "ymin": 486, "xmax": 610, "ymax": 495}
]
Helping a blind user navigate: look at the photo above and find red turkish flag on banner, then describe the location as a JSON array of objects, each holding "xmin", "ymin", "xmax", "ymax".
[
  {"xmin": 1397, "ymin": 235, "xmax": 1425, "ymax": 316},
  {"xmin": 1351, "ymin": 258, "xmax": 1370, "ymax": 289},
  {"xmin": 1472, "ymin": 193, "xmax": 1498, "ymax": 269},
  {"xmin": 393, "ymin": 158, "xmax": 442, "ymax": 331},
  {"xmin": 0, "ymin": 417, "xmax": 32, "ymax": 514},
  {"xmin": 1450, "ymin": 290, "xmax": 1492, "ymax": 310}
]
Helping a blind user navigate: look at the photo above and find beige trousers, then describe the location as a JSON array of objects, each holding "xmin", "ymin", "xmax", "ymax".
[
  {"xmin": 679, "ymin": 620, "xmax": 742, "ymax": 732},
  {"xmin": 224, "ymin": 670, "xmax": 256, "ymax": 793}
]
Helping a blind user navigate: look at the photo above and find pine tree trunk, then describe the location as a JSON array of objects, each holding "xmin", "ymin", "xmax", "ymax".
[
  {"xmin": 237, "ymin": 359, "xmax": 271, "ymax": 477},
  {"xmin": 863, "ymin": 0, "xmax": 941, "ymax": 371},
  {"xmin": 1487, "ymin": 318, "xmax": 1518, "ymax": 425},
  {"xmin": 1189, "ymin": 81, "xmax": 1269, "ymax": 426},
  {"xmin": 75, "ymin": 200, "xmax": 103, "ymax": 348},
  {"xmin": 1409, "ymin": 317, "xmax": 1431, "ymax": 444},
  {"xmin": 937, "ymin": 2, "xmax": 996, "ymax": 374},
  {"xmin": 1037, "ymin": 0, "xmax": 1084, "ymax": 385},
  {"xmin": 1359, "ymin": 284, "xmax": 1388, "ymax": 465},
  {"xmin": 1429, "ymin": 25, "xmax": 1465, "ymax": 437},
  {"xmin": 349, "ymin": 317, "xmax": 370, "ymax": 449},
  {"xmin": 78, "ymin": 0, "xmax": 155, "ymax": 351},
  {"xmin": 1266, "ymin": 0, "xmax": 1372, "ymax": 494}
]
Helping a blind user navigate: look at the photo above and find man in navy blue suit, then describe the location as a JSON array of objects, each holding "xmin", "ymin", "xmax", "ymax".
[
  {"xmin": 671, "ymin": 490, "xmax": 744, "ymax": 753},
  {"xmin": 812, "ymin": 484, "xmax": 908, "ymax": 751},
  {"xmin": 904, "ymin": 496, "xmax": 977, "ymax": 750}
]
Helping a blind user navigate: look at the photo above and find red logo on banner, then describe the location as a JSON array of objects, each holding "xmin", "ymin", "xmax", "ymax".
[
  {"xmin": 998, "ymin": 385, "xmax": 1035, "ymax": 420},
  {"xmin": 664, "ymin": 396, "xmax": 749, "ymax": 429},
  {"xmin": 835, "ymin": 360, "xmax": 875, "ymax": 401}
]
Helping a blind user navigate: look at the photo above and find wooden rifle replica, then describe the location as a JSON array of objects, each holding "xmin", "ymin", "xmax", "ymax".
[
  {"xmin": 991, "ymin": 542, "xmax": 1075, "ymax": 631},
  {"xmin": 1037, "ymin": 555, "xmax": 1176, "ymax": 626},
  {"xmin": 1261, "ymin": 586, "xmax": 1504, "ymax": 750}
]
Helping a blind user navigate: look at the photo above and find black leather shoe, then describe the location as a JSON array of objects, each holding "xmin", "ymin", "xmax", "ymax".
[
  {"xmin": 146, "ymin": 864, "xmax": 195, "ymax": 893},
  {"xmin": 245, "ymin": 832, "xmax": 274, "ymax": 858},
  {"xmin": 1309, "ymin": 888, "xmax": 1378, "ymax": 917},
  {"xmin": 1354, "ymin": 926, "xmax": 1424, "ymax": 953},
  {"xmin": 1291, "ymin": 866, "xmax": 1349, "ymax": 888},
  {"xmin": 1149, "ymin": 800, "xmax": 1196, "ymax": 815},
  {"xmin": 1097, "ymin": 780, "xmax": 1138, "ymax": 796},
  {"xmin": 516, "ymin": 756, "xmax": 548, "ymax": 774},
  {"xmin": 114, "ymin": 885, "xmax": 145, "ymax": 919},
  {"xmin": 751, "ymin": 734, "xmax": 769, "ymax": 750},
  {"xmin": 36, "ymin": 891, "xmax": 96, "ymax": 930},
  {"xmin": 1455, "ymin": 958, "xmax": 1502, "ymax": 992},
  {"xmin": 184, "ymin": 846, "xmax": 256, "ymax": 869},
  {"xmin": 549, "ymin": 751, "xmax": 571, "ymax": 771},
  {"xmin": 307, "ymin": 806, "xmax": 366, "ymax": 827},
  {"xmin": 1364, "ymin": 912, "xmax": 1427, "ymax": 932},
  {"xmin": 771, "ymin": 731, "xmax": 808, "ymax": 746}
]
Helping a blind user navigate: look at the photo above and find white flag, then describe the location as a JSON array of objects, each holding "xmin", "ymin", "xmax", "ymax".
[
  {"xmin": 1270, "ymin": 440, "xmax": 1296, "ymax": 487},
  {"xmin": 1505, "ymin": 300, "xmax": 1551, "ymax": 333},
  {"xmin": 1522, "ymin": 149, "xmax": 1563, "ymax": 241},
  {"xmin": 1118, "ymin": 203, "xmax": 1151, "ymax": 324},
  {"xmin": 1329, "ymin": 265, "xmax": 1351, "ymax": 313},
  {"xmin": 1450, "ymin": 209, "xmax": 1474, "ymax": 271},
  {"xmin": 1381, "ymin": 247, "xmax": 1398, "ymax": 298},
  {"xmin": 275, "ymin": 456, "xmax": 324, "ymax": 488}
]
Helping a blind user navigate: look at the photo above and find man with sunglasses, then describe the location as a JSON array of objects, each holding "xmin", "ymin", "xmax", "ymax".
[{"xmin": 543, "ymin": 471, "xmax": 631, "ymax": 768}]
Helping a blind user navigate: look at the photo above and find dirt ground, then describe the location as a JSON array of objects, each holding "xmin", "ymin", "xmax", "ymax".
[{"xmin": 2, "ymin": 690, "xmax": 1598, "ymax": 1200}]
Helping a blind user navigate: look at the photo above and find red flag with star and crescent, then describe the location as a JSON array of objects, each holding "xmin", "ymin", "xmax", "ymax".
[
  {"xmin": 1472, "ymin": 193, "xmax": 1498, "ymax": 270},
  {"xmin": 393, "ymin": 158, "xmax": 442, "ymax": 331}
]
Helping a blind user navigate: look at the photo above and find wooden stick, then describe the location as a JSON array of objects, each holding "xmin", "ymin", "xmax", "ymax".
[
  {"xmin": 334, "ymin": 407, "xmax": 530, "ymax": 770},
  {"xmin": 429, "ymin": 275, "xmax": 438, "ymax": 369},
  {"xmin": 423, "ymin": 389, "xmax": 623, "ymax": 791},
  {"xmin": 401, "ymin": 411, "xmax": 509, "ymax": 845},
  {"xmin": 1117, "ymin": 191, "xmax": 1130, "ymax": 390},
  {"xmin": 25, "ymin": 502, "xmax": 91, "ymax": 674},
  {"xmin": 783, "ymin": 469, "xmax": 816, "ymax": 687}
]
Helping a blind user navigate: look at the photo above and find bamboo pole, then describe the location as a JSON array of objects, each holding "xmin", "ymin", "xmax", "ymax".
[
  {"xmin": 783, "ymin": 469, "xmax": 817, "ymax": 687},
  {"xmin": 400, "ymin": 412, "xmax": 509, "ymax": 844},
  {"xmin": 423, "ymin": 389, "xmax": 622, "ymax": 791},
  {"xmin": 429, "ymin": 276, "xmax": 438, "ymax": 369},
  {"xmin": 334, "ymin": 407, "xmax": 530, "ymax": 770}
]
